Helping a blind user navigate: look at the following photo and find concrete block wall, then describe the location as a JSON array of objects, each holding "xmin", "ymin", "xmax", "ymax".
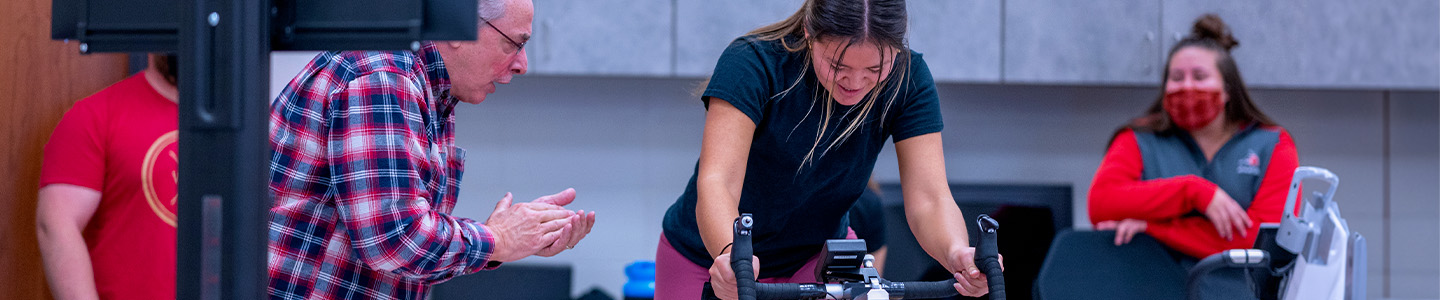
[
  {"xmin": 525, "ymin": 0, "xmax": 1440, "ymax": 90},
  {"xmin": 1162, "ymin": 0, "xmax": 1440, "ymax": 89}
]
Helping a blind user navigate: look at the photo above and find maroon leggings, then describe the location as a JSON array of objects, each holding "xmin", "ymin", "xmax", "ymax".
[{"xmin": 652, "ymin": 229, "xmax": 857, "ymax": 300}]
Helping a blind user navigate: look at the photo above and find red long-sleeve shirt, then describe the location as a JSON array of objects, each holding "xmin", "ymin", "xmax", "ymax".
[{"xmin": 1088, "ymin": 128, "xmax": 1298, "ymax": 259}]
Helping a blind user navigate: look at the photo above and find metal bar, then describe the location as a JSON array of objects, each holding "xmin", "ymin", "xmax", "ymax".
[
  {"xmin": 293, "ymin": 20, "xmax": 417, "ymax": 29},
  {"xmin": 176, "ymin": 0, "xmax": 271, "ymax": 298}
]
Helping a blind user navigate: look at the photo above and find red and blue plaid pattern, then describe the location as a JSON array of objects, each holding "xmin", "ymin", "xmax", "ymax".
[{"xmin": 267, "ymin": 42, "xmax": 500, "ymax": 300}]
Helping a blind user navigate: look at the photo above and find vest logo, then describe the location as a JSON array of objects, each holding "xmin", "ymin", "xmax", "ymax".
[{"xmin": 1237, "ymin": 150, "xmax": 1261, "ymax": 175}]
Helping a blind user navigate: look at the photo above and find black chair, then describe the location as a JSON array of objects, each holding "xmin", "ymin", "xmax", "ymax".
[
  {"xmin": 1033, "ymin": 231, "xmax": 1188, "ymax": 300},
  {"xmin": 1034, "ymin": 226, "xmax": 1293, "ymax": 300}
]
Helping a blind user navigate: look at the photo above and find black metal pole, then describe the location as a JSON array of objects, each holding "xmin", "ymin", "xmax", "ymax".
[{"xmin": 176, "ymin": 0, "xmax": 271, "ymax": 298}]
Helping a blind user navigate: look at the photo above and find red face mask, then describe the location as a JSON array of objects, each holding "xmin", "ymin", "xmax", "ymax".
[{"xmin": 1164, "ymin": 89, "xmax": 1224, "ymax": 131}]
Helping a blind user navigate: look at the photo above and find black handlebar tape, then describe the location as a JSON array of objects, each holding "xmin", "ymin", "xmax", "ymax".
[
  {"xmin": 890, "ymin": 279, "xmax": 961, "ymax": 299},
  {"xmin": 753, "ymin": 283, "xmax": 826, "ymax": 300},
  {"xmin": 733, "ymin": 215, "xmax": 757, "ymax": 300},
  {"xmin": 707, "ymin": 280, "xmax": 813, "ymax": 300},
  {"xmin": 978, "ymin": 254, "xmax": 1005, "ymax": 299},
  {"xmin": 976, "ymin": 214, "xmax": 1005, "ymax": 300}
]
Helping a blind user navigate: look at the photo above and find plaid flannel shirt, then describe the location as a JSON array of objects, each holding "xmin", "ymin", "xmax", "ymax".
[{"xmin": 267, "ymin": 42, "xmax": 500, "ymax": 300}]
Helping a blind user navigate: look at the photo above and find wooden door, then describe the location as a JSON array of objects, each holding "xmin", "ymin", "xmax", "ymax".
[{"xmin": 0, "ymin": 0, "xmax": 130, "ymax": 297}]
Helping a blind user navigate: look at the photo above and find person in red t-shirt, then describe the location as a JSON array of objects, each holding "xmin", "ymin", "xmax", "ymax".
[{"xmin": 36, "ymin": 53, "xmax": 180, "ymax": 299}]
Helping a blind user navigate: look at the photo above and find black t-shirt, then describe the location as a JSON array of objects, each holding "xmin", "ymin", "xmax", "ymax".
[
  {"xmin": 661, "ymin": 35, "xmax": 943, "ymax": 278},
  {"xmin": 848, "ymin": 188, "xmax": 887, "ymax": 253}
]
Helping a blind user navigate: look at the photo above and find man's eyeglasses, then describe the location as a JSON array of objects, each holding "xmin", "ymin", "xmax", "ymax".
[{"xmin": 482, "ymin": 18, "xmax": 526, "ymax": 54}]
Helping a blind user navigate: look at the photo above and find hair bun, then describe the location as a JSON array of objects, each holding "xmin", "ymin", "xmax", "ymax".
[{"xmin": 1190, "ymin": 14, "xmax": 1238, "ymax": 51}]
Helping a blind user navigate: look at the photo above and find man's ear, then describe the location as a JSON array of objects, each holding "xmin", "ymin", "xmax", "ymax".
[{"xmin": 446, "ymin": 40, "xmax": 464, "ymax": 48}]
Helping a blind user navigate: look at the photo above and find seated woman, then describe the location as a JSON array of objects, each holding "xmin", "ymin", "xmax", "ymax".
[{"xmin": 1086, "ymin": 14, "xmax": 1299, "ymax": 299}]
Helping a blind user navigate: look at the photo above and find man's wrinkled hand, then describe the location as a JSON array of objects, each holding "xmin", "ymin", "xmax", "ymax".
[
  {"xmin": 485, "ymin": 192, "xmax": 575, "ymax": 262},
  {"xmin": 527, "ymin": 188, "xmax": 596, "ymax": 256},
  {"xmin": 536, "ymin": 209, "xmax": 594, "ymax": 257}
]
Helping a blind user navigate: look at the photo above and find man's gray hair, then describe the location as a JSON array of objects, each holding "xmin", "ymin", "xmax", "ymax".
[{"xmin": 478, "ymin": 0, "xmax": 506, "ymax": 21}]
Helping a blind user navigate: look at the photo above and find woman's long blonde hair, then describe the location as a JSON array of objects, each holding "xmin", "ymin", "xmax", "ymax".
[{"xmin": 742, "ymin": 0, "xmax": 914, "ymax": 173}]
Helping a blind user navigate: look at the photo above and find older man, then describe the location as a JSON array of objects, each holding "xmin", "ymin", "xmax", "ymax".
[{"xmin": 266, "ymin": 0, "xmax": 594, "ymax": 298}]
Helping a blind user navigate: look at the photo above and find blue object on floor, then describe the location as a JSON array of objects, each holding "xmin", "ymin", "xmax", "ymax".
[{"xmin": 623, "ymin": 260, "xmax": 656, "ymax": 299}]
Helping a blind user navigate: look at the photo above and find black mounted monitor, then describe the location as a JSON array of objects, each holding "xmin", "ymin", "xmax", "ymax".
[
  {"xmin": 878, "ymin": 182, "xmax": 1073, "ymax": 300},
  {"xmin": 52, "ymin": 0, "xmax": 477, "ymax": 53},
  {"xmin": 50, "ymin": 0, "xmax": 181, "ymax": 52}
]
